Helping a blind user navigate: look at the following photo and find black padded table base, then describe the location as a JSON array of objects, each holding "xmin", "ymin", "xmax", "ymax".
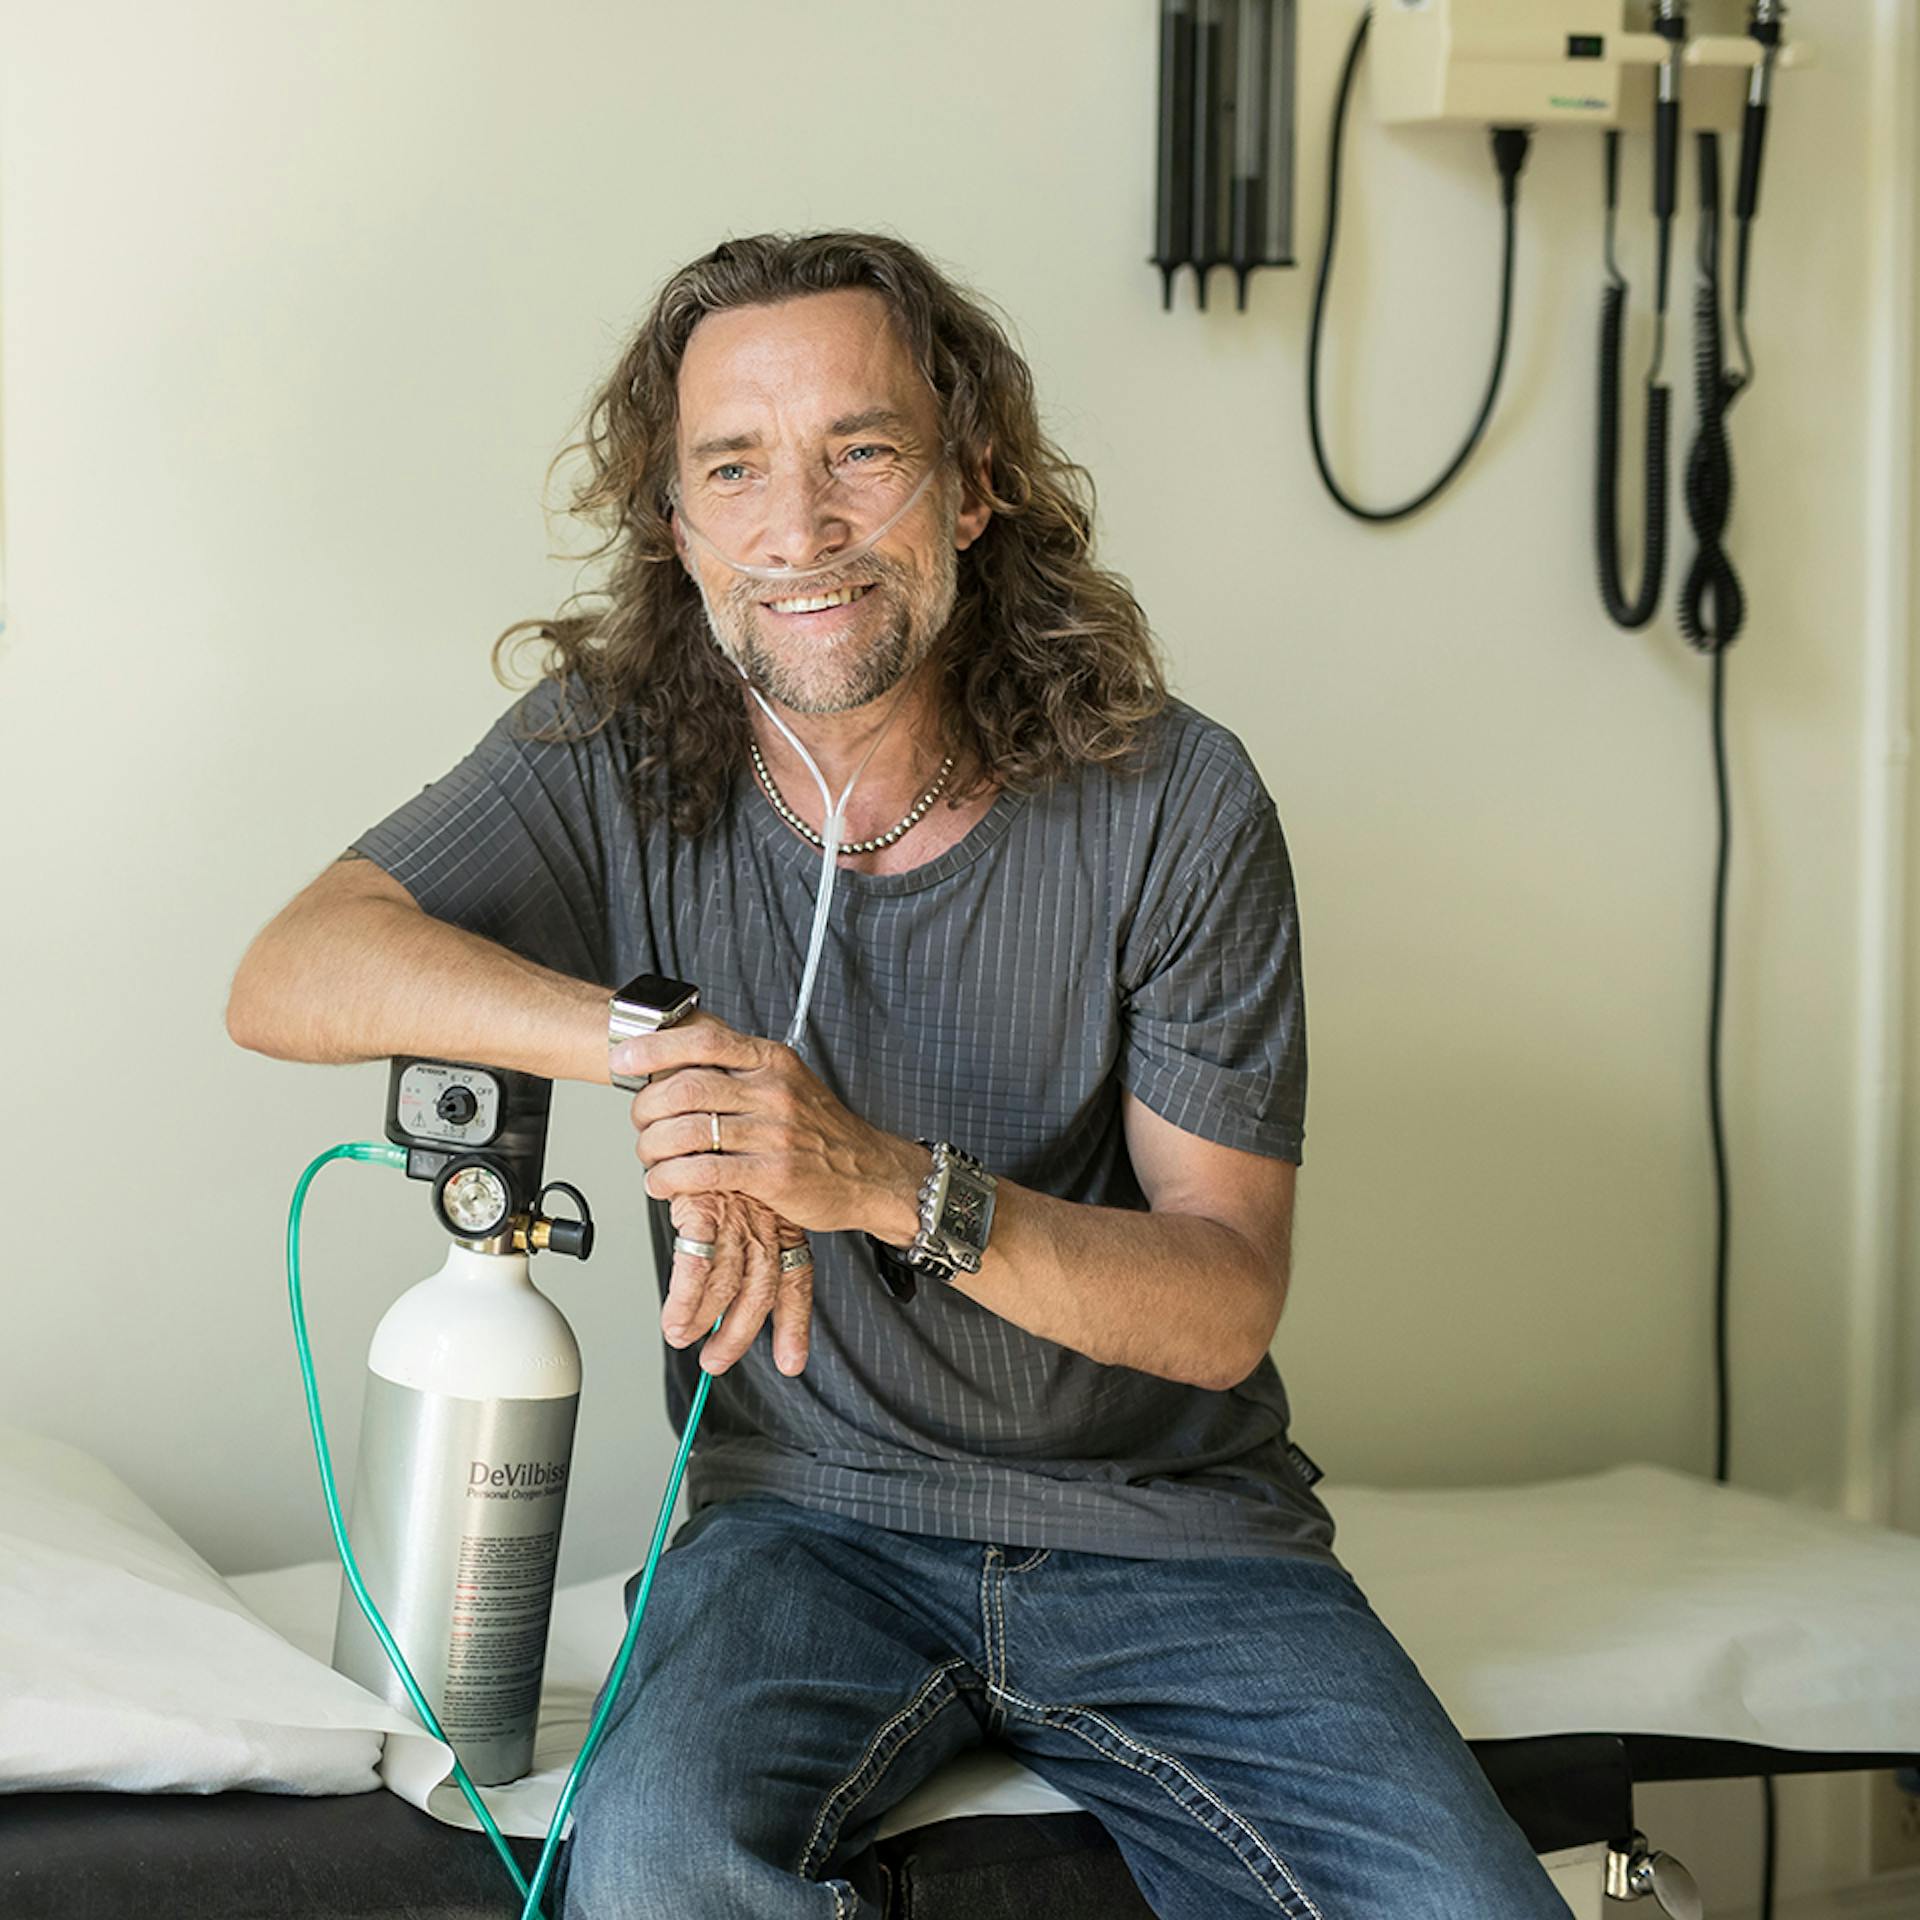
[
  {"xmin": 870, "ymin": 1737, "xmax": 1636, "ymax": 1920},
  {"xmin": 1, "ymin": 1737, "xmax": 1911, "ymax": 1919},
  {"xmin": 1620, "ymin": 1735, "xmax": 1920, "ymax": 1782},
  {"xmin": 0, "ymin": 1786, "xmax": 545, "ymax": 1920}
]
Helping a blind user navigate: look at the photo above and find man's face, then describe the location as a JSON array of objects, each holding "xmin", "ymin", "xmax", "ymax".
[{"xmin": 672, "ymin": 288, "xmax": 987, "ymax": 716}]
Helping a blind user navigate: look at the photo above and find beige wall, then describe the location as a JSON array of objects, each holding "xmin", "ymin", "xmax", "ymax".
[{"xmin": 3, "ymin": 1, "xmax": 1914, "ymax": 1908}]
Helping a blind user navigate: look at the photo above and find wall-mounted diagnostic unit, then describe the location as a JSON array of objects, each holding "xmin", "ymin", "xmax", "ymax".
[
  {"xmin": 1367, "ymin": 0, "xmax": 1806, "ymax": 130},
  {"xmin": 1149, "ymin": 0, "xmax": 1811, "ymax": 642}
]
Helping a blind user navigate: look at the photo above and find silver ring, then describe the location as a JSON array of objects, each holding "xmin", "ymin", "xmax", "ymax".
[
  {"xmin": 778, "ymin": 1244, "xmax": 813, "ymax": 1273},
  {"xmin": 672, "ymin": 1234, "xmax": 716, "ymax": 1261},
  {"xmin": 710, "ymin": 1110, "xmax": 723, "ymax": 1152}
]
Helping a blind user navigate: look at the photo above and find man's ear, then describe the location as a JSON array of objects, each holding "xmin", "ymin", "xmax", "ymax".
[{"xmin": 954, "ymin": 441, "xmax": 994, "ymax": 553}]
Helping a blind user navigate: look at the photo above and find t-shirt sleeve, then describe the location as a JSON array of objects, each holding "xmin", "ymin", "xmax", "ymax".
[
  {"xmin": 1118, "ymin": 798, "xmax": 1307, "ymax": 1163},
  {"xmin": 347, "ymin": 674, "xmax": 615, "ymax": 987}
]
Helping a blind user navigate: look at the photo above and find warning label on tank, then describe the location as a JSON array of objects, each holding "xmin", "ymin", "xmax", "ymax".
[{"xmin": 442, "ymin": 1527, "xmax": 561, "ymax": 1734}]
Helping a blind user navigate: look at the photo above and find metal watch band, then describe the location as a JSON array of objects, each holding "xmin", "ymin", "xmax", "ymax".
[
  {"xmin": 866, "ymin": 1141, "xmax": 996, "ymax": 1298},
  {"xmin": 608, "ymin": 976, "xmax": 698, "ymax": 1093}
]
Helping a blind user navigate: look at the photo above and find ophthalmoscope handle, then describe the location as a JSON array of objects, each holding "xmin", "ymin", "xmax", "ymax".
[{"xmin": 1735, "ymin": 99, "xmax": 1768, "ymax": 222}]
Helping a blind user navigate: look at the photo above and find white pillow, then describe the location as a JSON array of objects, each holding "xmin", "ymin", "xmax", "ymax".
[{"xmin": 0, "ymin": 1423, "xmax": 427, "ymax": 1796}]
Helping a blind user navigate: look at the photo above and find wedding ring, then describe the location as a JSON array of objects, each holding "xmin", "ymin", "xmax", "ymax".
[
  {"xmin": 672, "ymin": 1234, "xmax": 717, "ymax": 1261},
  {"xmin": 777, "ymin": 1244, "xmax": 813, "ymax": 1274},
  {"xmin": 710, "ymin": 1111, "xmax": 723, "ymax": 1152}
]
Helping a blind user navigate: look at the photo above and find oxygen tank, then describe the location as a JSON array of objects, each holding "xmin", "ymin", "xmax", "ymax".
[{"xmin": 331, "ymin": 1239, "xmax": 580, "ymax": 1786}]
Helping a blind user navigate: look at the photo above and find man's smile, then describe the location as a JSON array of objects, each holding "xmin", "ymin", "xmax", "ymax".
[{"xmin": 759, "ymin": 582, "xmax": 875, "ymax": 623}]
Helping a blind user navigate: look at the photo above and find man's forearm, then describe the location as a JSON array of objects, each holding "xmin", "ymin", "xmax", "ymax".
[
  {"xmin": 861, "ymin": 1145, "xmax": 1285, "ymax": 1393},
  {"xmin": 227, "ymin": 893, "xmax": 613, "ymax": 1086}
]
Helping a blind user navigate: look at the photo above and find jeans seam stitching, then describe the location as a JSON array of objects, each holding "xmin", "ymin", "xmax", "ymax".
[
  {"xmin": 993, "ymin": 1553, "xmax": 1008, "ymax": 1696},
  {"xmin": 994, "ymin": 1683, "xmax": 1326, "ymax": 1920},
  {"xmin": 977, "ymin": 1547, "xmax": 992, "ymax": 1694},
  {"xmin": 979, "ymin": 1546, "xmax": 1005, "ymax": 1724},
  {"xmin": 796, "ymin": 1658, "xmax": 972, "ymax": 1882},
  {"xmin": 1006, "ymin": 1547, "xmax": 1051, "ymax": 1575}
]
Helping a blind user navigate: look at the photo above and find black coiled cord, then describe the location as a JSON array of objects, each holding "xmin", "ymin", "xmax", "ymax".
[
  {"xmin": 1679, "ymin": 133, "xmax": 1747, "ymax": 653},
  {"xmin": 1595, "ymin": 134, "xmax": 1671, "ymax": 630},
  {"xmin": 1596, "ymin": 286, "xmax": 1671, "ymax": 627}
]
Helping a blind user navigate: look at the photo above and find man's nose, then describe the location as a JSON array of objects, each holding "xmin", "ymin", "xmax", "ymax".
[{"xmin": 756, "ymin": 463, "xmax": 852, "ymax": 571}]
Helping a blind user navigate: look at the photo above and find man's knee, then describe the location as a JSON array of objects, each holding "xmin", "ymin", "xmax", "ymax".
[
  {"xmin": 560, "ymin": 1792, "xmax": 857, "ymax": 1920},
  {"xmin": 559, "ymin": 1738, "xmax": 758, "ymax": 1914}
]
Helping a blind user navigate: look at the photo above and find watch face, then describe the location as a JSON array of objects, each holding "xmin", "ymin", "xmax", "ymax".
[
  {"xmin": 616, "ymin": 974, "xmax": 698, "ymax": 1020},
  {"xmin": 943, "ymin": 1181, "xmax": 990, "ymax": 1244}
]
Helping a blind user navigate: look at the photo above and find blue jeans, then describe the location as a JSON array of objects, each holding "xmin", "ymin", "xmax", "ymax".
[{"xmin": 556, "ymin": 1495, "xmax": 1570, "ymax": 1918}]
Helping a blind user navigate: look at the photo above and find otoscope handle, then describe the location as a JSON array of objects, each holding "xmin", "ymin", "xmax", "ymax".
[
  {"xmin": 1650, "ymin": 4, "xmax": 1684, "ymax": 227},
  {"xmin": 1735, "ymin": 99, "xmax": 1767, "ymax": 220},
  {"xmin": 1653, "ymin": 98, "xmax": 1678, "ymax": 222},
  {"xmin": 1696, "ymin": 126, "xmax": 1721, "ymax": 222}
]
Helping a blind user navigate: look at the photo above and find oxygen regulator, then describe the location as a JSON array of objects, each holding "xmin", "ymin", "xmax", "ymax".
[{"xmin": 386, "ymin": 1056, "xmax": 595, "ymax": 1260}]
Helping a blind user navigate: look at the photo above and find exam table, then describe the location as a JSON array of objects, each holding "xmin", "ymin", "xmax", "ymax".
[
  {"xmin": 4, "ymin": 1453, "xmax": 1918, "ymax": 1919},
  {"xmin": 11, "ymin": 1730, "xmax": 1901, "ymax": 1918}
]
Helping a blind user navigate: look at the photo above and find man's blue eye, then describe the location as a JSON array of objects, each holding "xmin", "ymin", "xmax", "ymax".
[
  {"xmin": 711, "ymin": 463, "xmax": 750, "ymax": 484},
  {"xmin": 843, "ymin": 444, "xmax": 895, "ymax": 465}
]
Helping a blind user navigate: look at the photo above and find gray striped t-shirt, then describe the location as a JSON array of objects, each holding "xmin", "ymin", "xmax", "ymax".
[{"xmin": 351, "ymin": 673, "xmax": 1336, "ymax": 1564}]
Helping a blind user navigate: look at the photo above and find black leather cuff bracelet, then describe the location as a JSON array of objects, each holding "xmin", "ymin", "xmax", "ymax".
[{"xmin": 864, "ymin": 1233, "xmax": 921, "ymax": 1304}]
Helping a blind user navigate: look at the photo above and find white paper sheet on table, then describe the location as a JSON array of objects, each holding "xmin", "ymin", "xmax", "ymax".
[
  {"xmin": 228, "ymin": 1461, "xmax": 1920, "ymax": 1840},
  {"xmin": 1333, "ymin": 1463, "xmax": 1920, "ymax": 1752}
]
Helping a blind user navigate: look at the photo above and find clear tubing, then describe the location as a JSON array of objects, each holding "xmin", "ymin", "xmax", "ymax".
[
  {"xmin": 684, "ymin": 456, "xmax": 926, "ymax": 1046},
  {"xmin": 737, "ymin": 665, "xmax": 912, "ymax": 1052},
  {"xmin": 675, "ymin": 457, "xmax": 943, "ymax": 585}
]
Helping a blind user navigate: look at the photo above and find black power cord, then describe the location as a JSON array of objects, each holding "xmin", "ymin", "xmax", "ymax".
[
  {"xmin": 1305, "ymin": 7, "xmax": 1532, "ymax": 522},
  {"xmin": 1684, "ymin": 131, "xmax": 1746, "ymax": 1494},
  {"xmin": 1683, "ymin": 123, "xmax": 1776, "ymax": 1920}
]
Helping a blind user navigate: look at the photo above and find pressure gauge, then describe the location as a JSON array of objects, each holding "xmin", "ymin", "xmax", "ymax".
[{"xmin": 432, "ymin": 1157, "xmax": 513, "ymax": 1242}]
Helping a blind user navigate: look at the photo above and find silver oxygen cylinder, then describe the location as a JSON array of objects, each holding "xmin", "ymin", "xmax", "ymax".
[{"xmin": 331, "ymin": 1239, "xmax": 581, "ymax": 1786}]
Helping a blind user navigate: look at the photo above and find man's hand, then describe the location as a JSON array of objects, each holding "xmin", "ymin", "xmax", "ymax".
[
  {"xmin": 661, "ymin": 1189, "xmax": 813, "ymax": 1378},
  {"xmin": 615, "ymin": 1013, "xmax": 926, "ymax": 1238}
]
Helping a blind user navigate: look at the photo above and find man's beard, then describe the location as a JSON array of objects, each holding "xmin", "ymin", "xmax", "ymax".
[{"xmin": 694, "ymin": 514, "xmax": 960, "ymax": 716}]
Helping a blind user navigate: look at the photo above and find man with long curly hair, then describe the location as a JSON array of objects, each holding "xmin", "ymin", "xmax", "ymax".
[{"xmin": 228, "ymin": 232, "xmax": 1566, "ymax": 1917}]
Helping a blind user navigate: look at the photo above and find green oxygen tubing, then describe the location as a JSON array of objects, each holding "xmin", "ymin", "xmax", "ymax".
[{"xmin": 287, "ymin": 1141, "xmax": 720, "ymax": 1920}]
